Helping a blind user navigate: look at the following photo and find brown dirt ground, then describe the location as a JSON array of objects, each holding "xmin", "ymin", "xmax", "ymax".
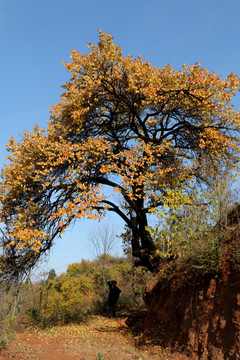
[{"xmin": 0, "ymin": 315, "xmax": 188, "ymax": 360}]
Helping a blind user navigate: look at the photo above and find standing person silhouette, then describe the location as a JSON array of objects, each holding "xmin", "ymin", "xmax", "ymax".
[{"xmin": 106, "ymin": 280, "xmax": 121, "ymax": 318}]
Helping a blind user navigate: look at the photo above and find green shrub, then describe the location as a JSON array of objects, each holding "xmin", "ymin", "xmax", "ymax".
[
  {"xmin": 0, "ymin": 338, "xmax": 7, "ymax": 350},
  {"xmin": 96, "ymin": 352, "xmax": 105, "ymax": 360}
]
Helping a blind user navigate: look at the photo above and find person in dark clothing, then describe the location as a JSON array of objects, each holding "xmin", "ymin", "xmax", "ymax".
[{"xmin": 106, "ymin": 280, "xmax": 121, "ymax": 318}]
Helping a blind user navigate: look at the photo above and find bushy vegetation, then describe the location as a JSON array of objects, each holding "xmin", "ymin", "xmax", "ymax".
[{"xmin": 14, "ymin": 255, "xmax": 150, "ymax": 328}]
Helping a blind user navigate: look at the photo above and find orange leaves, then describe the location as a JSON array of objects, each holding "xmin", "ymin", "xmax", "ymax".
[
  {"xmin": 1, "ymin": 31, "xmax": 240, "ymax": 273},
  {"xmin": 7, "ymin": 226, "xmax": 45, "ymax": 253}
]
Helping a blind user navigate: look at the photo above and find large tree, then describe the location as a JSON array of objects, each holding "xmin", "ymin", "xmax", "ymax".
[{"xmin": 1, "ymin": 31, "xmax": 240, "ymax": 276}]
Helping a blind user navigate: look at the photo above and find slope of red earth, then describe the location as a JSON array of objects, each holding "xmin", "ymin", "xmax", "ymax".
[{"xmin": 144, "ymin": 229, "xmax": 240, "ymax": 360}]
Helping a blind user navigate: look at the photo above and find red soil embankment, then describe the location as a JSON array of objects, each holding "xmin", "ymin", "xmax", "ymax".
[{"xmin": 144, "ymin": 232, "xmax": 240, "ymax": 359}]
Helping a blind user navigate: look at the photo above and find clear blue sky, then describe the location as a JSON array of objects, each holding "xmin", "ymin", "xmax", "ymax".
[{"xmin": 1, "ymin": 0, "xmax": 240, "ymax": 278}]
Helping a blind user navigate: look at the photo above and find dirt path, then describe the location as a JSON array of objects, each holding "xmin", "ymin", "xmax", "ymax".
[{"xmin": 1, "ymin": 316, "xmax": 186, "ymax": 360}]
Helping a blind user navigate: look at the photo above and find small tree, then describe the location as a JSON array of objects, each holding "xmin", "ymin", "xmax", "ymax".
[
  {"xmin": 1, "ymin": 31, "xmax": 240, "ymax": 275},
  {"xmin": 154, "ymin": 168, "xmax": 240, "ymax": 269},
  {"xmin": 88, "ymin": 223, "xmax": 117, "ymax": 295},
  {"xmin": 47, "ymin": 269, "xmax": 57, "ymax": 281}
]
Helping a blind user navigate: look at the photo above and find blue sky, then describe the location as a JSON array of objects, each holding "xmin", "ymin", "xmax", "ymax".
[{"xmin": 1, "ymin": 0, "xmax": 240, "ymax": 277}]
